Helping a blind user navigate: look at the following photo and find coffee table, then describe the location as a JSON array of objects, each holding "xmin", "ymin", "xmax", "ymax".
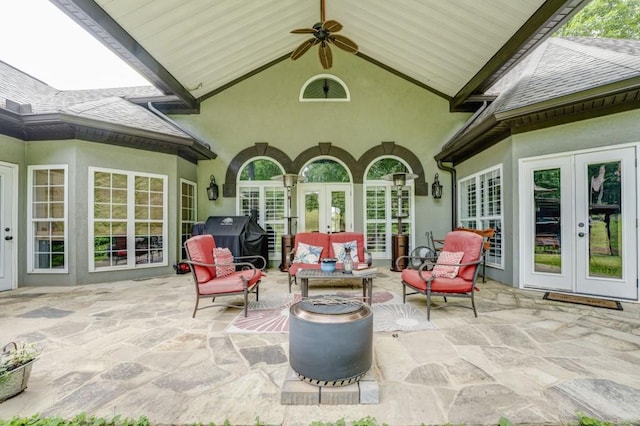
[{"xmin": 296, "ymin": 268, "xmax": 376, "ymax": 305}]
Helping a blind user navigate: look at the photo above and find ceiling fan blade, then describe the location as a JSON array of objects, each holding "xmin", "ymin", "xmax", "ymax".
[
  {"xmin": 330, "ymin": 34, "xmax": 358, "ymax": 54},
  {"xmin": 318, "ymin": 41, "xmax": 333, "ymax": 69},
  {"xmin": 291, "ymin": 28, "xmax": 316, "ymax": 34},
  {"xmin": 322, "ymin": 19, "xmax": 342, "ymax": 33},
  {"xmin": 291, "ymin": 38, "xmax": 318, "ymax": 60}
]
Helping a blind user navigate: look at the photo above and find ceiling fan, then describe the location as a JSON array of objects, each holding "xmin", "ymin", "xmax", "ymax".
[{"xmin": 290, "ymin": 0, "xmax": 358, "ymax": 69}]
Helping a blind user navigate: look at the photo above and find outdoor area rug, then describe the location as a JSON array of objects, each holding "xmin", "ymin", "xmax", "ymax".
[
  {"xmin": 543, "ymin": 292, "xmax": 623, "ymax": 310},
  {"xmin": 224, "ymin": 291, "xmax": 436, "ymax": 333}
]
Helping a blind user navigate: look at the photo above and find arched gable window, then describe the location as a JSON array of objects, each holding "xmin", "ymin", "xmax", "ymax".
[
  {"xmin": 299, "ymin": 74, "xmax": 350, "ymax": 102},
  {"xmin": 364, "ymin": 157, "xmax": 415, "ymax": 258},
  {"xmin": 237, "ymin": 157, "xmax": 286, "ymax": 257}
]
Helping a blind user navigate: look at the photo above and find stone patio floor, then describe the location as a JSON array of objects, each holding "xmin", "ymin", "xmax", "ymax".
[{"xmin": 1, "ymin": 269, "xmax": 640, "ymax": 425}]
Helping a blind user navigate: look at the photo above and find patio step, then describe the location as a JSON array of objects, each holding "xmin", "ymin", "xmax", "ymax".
[{"xmin": 281, "ymin": 367, "xmax": 379, "ymax": 405}]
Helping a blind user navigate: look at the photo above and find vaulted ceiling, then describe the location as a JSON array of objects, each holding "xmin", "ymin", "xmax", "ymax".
[{"xmin": 52, "ymin": 0, "xmax": 588, "ymax": 112}]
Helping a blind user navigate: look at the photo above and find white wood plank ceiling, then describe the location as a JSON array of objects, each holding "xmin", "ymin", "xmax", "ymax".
[{"xmin": 63, "ymin": 0, "xmax": 574, "ymax": 102}]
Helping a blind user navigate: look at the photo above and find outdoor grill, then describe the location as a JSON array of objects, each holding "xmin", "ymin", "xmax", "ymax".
[{"xmin": 289, "ymin": 295, "xmax": 373, "ymax": 387}]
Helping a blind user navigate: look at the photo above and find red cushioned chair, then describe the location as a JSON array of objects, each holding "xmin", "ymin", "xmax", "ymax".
[
  {"xmin": 399, "ymin": 231, "xmax": 483, "ymax": 320},
  {"xmin": 184, "ymin": 234, "xmax": 266, "ymax": 318}
]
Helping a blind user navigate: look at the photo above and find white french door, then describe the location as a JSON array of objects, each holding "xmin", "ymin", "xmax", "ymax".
[
  {"xmin": 0, "ymin": 163, "xmax": 18, "ymax": 291},
  {"xmin": 520, "ymin": 146, "xmax": 637, "ymax": 300},
  {"xmin": 297, "ymin": 184, "xmax": 352, "ymax": 233}
]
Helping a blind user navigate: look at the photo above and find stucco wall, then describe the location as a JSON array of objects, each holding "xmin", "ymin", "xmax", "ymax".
[
  {"xmin": 455, "ymin": 109, "xmax": 640, "ymax": 288},
  {"xmin": 17, "ymin": 139, "xmax": 195, "ymax": 286},
  {"xmin": 454, "ymin": 137, "xmax": 514, "ymax": 285},
  {"xmin": 510, "ymin": 109, "xmax": 640, "ymax": 287},
  {"xmin": 173, "ymin": 50, "xmax": 471, "ymax": 250}
]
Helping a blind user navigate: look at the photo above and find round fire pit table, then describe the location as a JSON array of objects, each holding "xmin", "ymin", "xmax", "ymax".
[{"xmin": 289, "ymin": 295, "xmax": 373, "ymax": 386}]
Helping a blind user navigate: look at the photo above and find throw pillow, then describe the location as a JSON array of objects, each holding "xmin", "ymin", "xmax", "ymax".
[
  {"xmin": 432, "ymin": 251, "xmax": 464, "ymax": 278},
  {"xmin": 213, "ymin": 247, "xmax": 235, "ymax": 277},
  {"xmin": 293, "ymin": 242, "xmax": 323, "ymax": 264},
  {"xmin": 332, "ymin": 241, "xmax": 360, "ymax": 263}
]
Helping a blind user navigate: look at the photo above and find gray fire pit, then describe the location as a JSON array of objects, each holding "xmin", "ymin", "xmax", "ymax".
[{"xmin": 289, "ymin": 295, "xmax": 373, "ymax": 387}]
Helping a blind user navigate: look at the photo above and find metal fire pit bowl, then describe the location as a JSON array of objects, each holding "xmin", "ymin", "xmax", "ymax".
[{"xmin": 289, "ymin": 295, "xmax": 373, "ymax": 387}]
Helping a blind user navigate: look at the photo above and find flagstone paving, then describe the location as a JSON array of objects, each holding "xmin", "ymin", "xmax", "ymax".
[{"xmin": 1, "ymin": 270, "xmax": 640, "ymax": 425}]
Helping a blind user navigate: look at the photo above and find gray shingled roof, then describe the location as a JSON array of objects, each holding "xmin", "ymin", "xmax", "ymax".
[
  {"xmin": 437, "ymin": 37, "xmax": 640, "ymax": 163},
  {"xmin": 61, "ymin": 96, "xmax": 187, "ymax": 138},
  {"xmin": 496, "ymin": 37, "xmax": 640, "ymax": 113},
  {"xmin": 0, "ymin": 60, "xmax": 185, "ymax": 138}
]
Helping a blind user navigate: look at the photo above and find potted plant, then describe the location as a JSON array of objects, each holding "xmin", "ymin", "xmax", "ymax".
[{"xmin": 0, "ymin": 341, "xmax": 41, "ymax": 402}]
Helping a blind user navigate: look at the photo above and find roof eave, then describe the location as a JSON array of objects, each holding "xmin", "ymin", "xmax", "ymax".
[
  {"xmin": 0, "ymin": 111, "xmax": 216, "ymax": 163},
  {"xmin": 437, "ymin": 77, "xmax": 640, "ymax": 165},
  {"xmin": 450, "ymin": 0, "xmax": 591, "ymax": 111}
]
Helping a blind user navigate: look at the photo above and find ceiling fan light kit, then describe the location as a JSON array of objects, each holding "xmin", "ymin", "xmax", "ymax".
[{"xmin": 290, "ymin": 0, "xmax": 358, "ymax": 69}]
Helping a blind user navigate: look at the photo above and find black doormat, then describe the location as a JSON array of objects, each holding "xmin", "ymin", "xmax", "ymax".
[{"xmin": 543, "ymin": 292, "xmax": 623, "ymax": 310}]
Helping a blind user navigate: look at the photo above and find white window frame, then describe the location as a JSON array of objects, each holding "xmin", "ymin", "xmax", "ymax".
[
  {"xmin": 363, "ymin": 157, "xmax": 415, "ymax": 259},
  {"xmin": 299, "ymin": 74, "xmax": 351, "ymax": 102},
  {"xmin": 458, "ymin": 164, "xmax": 504, "ymax": 269},
  {"xmin": 88, "ymin": 167, "xmax": 168, "ymax": 272},
  {"xmin": 236, "ymin": 157, "xmax": 286, "ymax": 258},
  {"xmin": 27, "ymin": 165, "xmax": 68, "ymax": 273},
  {"xmin": 180, "ymin": 178, "xmax": 197, "ymax": 257}
]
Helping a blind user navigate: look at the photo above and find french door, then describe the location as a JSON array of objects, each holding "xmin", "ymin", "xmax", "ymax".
[
  {"xmin": 520, "ymin": 146, "xmax": 637, "ymax": 300},
  {"xmin": 297, "ymin": 184, "xmax": 352, "ymax": 233},
  {"xmin": 0, "ymin": 163, "xmax": 17, "ymax": 291}
]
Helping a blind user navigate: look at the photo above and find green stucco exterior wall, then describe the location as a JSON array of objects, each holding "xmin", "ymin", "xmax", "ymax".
[{"xmin": 172, "ymin": 50, "xmax": 471, "ymax": 250}]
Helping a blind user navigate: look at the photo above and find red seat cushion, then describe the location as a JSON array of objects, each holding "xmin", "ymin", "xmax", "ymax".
[
  {"xmin": 401, "ymin": 269, "xmax": 473, "ymax": 293},
  {"xmin": 198, "ymin": 270, "xmax": 263, "ymax": 295}
]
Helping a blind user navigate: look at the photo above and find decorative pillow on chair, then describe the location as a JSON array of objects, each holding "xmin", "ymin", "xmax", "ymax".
[
  {"xmin": 432, "ymin": 251, "xmax": 465, "ymax": 278},
  {"xmin": 332, "ymin": 241, "xmax": 360, "ymax": 263},
  {"xmin": 293, "ymin": 242, "xmax": 323, "ymax": 264},
  {"xmin": 213, "ymin": 247, "xmax": 235, "ymax": 277}
]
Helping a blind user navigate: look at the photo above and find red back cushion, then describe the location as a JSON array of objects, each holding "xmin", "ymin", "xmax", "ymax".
[
  {"xmin": 185, "ymin": 234, "xmax": 217, "ymax": 283},
  {"xmin": 329, "ymin": 232, "xmax": 365, "ymax": 261},
  {"xmin": 442, "ymin": 231, "xmax": 483, "ymax": 281},
  {"xmin": 294, "ymin": 233, "xmax": 330, "ymax": 259}
]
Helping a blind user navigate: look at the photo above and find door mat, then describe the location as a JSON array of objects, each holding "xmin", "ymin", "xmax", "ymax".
[{"xmin": 543, "ymin": 292, "xmax": 623, "ymax": 310}]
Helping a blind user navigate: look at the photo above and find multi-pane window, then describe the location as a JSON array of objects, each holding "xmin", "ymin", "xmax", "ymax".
[
  {"xmin": 364, "ymin": 158, "xmax": 414, "ymax": 258},
  {"xmin": 28, "ymin": 166, "xmax": 67, "ymax": 272},
  {"xmin": 90, "ymin": 167, "xmax": 167, "ymax": 271},
  {"xmin": 458, "ymin": 165, "xmax": 503, "ymax": 268},
  {"xmin": 180, "ymin": 179, "xmax": 197, "ymax": 259},
  {"xmin": 237, "ymin": 158, "xmax": 286, "ymax": 257}
]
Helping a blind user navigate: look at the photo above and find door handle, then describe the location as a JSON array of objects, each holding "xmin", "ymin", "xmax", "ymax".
[
  {"xmin": 578, "ymin": 232, "xmax": 585, "ymax": 238},
  {"xmin": 4, "ymin": 236, "xmax": 13, "ymax": 241}
]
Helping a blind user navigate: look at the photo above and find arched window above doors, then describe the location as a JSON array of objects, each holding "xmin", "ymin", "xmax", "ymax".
[
  {"xmin": 301, "ymin": 158, "xmax": 351, "ymax": 182},
  {"xmin": 299, "ymin": 74, "xmax": 350, "ymax": 102},
  {"xmin": 364, "ymin": 157, "xmax": 415, "ymax": 259}
]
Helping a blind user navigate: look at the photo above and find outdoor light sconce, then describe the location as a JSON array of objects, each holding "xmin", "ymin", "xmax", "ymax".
[
  {"xmin": 207, "ymin": 175, "xmax": 219, "ymax": 201},
  {"xmin": 432, "ymin": 173, "xmax": 443, "ymax": 199}
]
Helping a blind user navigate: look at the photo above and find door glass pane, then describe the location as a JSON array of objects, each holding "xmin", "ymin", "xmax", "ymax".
[
  {"xmin": 330, "ymin": 190, "xmax": 345, "ymax": 232},
  {"xmin": 588, "ymin": 161, "xmax": 622, "ymax": 279},
  {"xmin": 304, "ymin": 191, "xmax": 320, "ymax": 232},
  {"xmin": 534, "ymin": 168, "xmax": 561, "ymax": 273}
]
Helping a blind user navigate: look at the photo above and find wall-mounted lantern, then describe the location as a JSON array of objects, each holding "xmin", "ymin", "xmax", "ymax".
[
  {"xmin": 207, "ymin": 175, "xmax": 219, "ymax": 201},
  {"xmin": 432, "ymin": 173, "xmax": 443, "ymax": 199}
]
